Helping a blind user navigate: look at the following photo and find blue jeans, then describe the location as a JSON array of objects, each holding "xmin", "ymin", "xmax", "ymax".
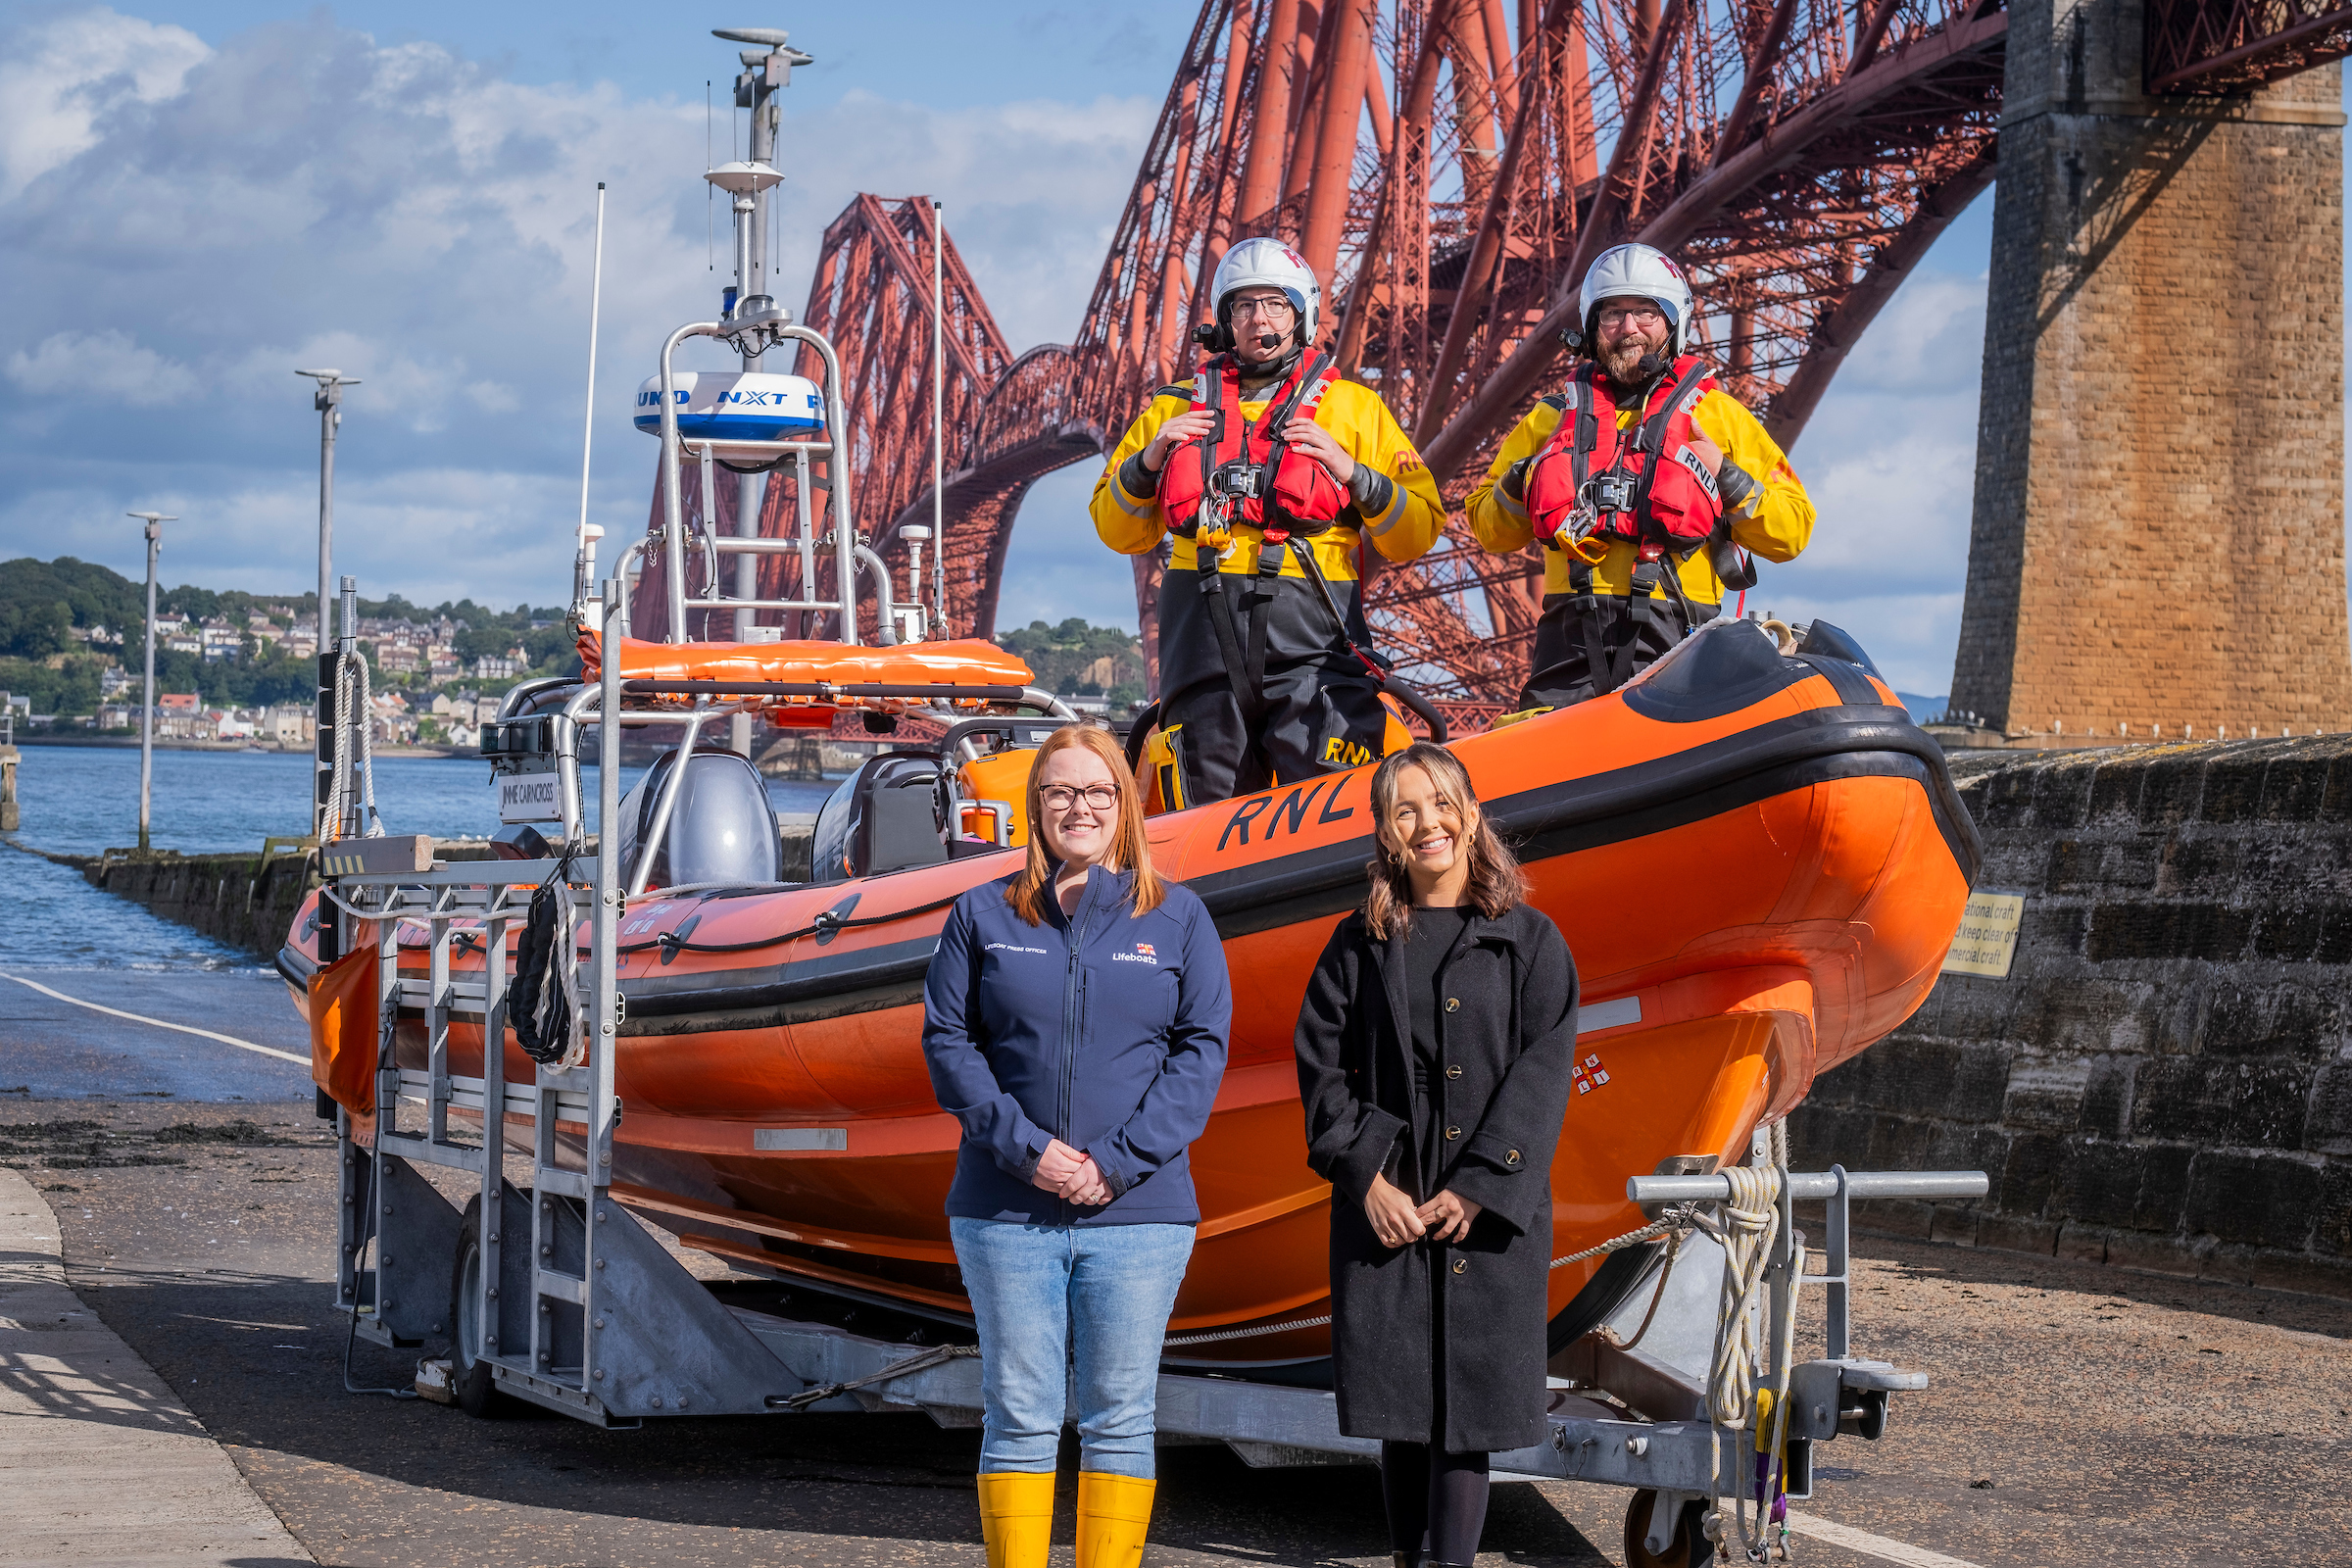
[{"xmin": 950, "ymin": 1216, "xmax": 1195, "ymax": 1478}]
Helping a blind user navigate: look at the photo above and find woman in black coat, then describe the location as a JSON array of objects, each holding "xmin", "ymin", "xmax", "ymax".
[{"xmin": 1294, "ymin": 741, "xmax": 1580, "ymax": 1568}]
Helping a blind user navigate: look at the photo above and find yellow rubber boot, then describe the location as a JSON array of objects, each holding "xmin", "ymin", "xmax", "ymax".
[
  {"xmin": 977, "ymin": 1471, "xmax": 1055, "ymax": 1568},
  {"xmin": 1074, "ymin": 1471, "xmax": 1156, "ymax": 1568}
]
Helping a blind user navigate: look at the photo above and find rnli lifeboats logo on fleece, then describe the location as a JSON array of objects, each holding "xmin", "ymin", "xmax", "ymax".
[
  {"xmin": 1112, "ymin": 942, "xmax": 1158, "ymax": 965},
  {"xmin": 1573, "ymin": 1053, "xmax": 1611, "ymax": 1096}
]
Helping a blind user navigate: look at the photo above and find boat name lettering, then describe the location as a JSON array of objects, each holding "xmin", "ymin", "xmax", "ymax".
[{"xmin": 1216, "ymin": 772, "xmax": 1355, "ymax": 852}]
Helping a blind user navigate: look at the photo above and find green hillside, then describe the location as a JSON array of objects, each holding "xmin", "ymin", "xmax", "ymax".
[{"xmin": 0, "ymin": 557, "xmax": 572, "ymax": 720}]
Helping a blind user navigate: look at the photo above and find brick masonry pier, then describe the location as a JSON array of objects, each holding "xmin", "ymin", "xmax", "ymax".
[
  {"xmin": 1950, "ymin": 0, "xmax": 2350, "ymax": 739},
  {"xmin": 1790, "ymin": 737, "xmax": 2352, "ymax": 1298}
]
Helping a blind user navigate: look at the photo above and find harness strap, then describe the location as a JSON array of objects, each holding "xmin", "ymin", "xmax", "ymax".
[
  {"xmin": 1626, "ymin": 360, "xmax": 1716, "ymax": 540},
  {"xmin": 1196, "ymin": 546, "xmax": 1270, "ymax": 732}
]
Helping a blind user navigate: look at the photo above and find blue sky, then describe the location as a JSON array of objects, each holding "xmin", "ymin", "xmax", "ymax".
[{"xmin": 0, "ymin": 2, "xmax": 2312, "ymax": 698}]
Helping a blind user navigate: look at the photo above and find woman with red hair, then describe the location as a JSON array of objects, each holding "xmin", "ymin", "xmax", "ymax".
[{"xmin": 922, "ymin": 722, "xmax": 1231, "ymax": 1568}]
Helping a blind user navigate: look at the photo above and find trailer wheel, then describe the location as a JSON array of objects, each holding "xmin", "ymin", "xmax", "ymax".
[
  {"xmin": 1623, "ymin": 1489, "xmax": 1711, "ymax": 1567},
  {"xmin": 450, "ymin": 1202, "xmax": 508, "ymax": 1418}
]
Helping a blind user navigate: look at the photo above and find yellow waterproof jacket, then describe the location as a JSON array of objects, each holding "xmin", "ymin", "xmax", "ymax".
[
  {"xmin": 1092, "ymin": 376, "xmax": 1446, "ymax": 582},
  {"xmin": 1466, "ymin": 383, "xmax": 1813, "ymax": 603}
]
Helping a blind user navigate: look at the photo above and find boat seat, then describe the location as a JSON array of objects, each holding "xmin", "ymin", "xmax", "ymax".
[
  {"xmin": 614, "ymin": 745, "xmax": 784, "ymax": 891},
  {"xmin": 809, "ymin": 753, "xmax": 949, "ymax": 882}
]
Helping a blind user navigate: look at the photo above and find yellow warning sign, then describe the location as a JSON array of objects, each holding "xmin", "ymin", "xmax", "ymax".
[{"xmin": 1941, "ymin": 890, "xmax": 2026, "ymax": 978}]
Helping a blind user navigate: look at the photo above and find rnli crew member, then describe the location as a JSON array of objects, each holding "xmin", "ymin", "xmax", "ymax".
[
  {"xmin": 1092, "ymin": 237, "xmax": 1445, "ymax": 808},
  {"xmin": 1467, "ymin": 243, "xmax": 1815, "ymax": 710},
  {"xmin": 922, "ymin": 723, "xmax": 1232, "ymax": 1568},
  {"xmin": 1294, "ymin": 743, "xmax": 1579, "ymax": 1568}
]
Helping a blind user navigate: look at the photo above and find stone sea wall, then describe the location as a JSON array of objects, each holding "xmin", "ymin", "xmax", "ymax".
[
  {"xmin": 69, "ymin": 847, "xmax": 327, "ymax": 958},
  {"xmin": 1788, "ymin": 736, "xmax": 2352, "ymax": 1298}
]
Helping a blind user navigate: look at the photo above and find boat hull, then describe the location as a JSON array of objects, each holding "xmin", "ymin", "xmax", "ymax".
[{"xmin": 282, "ymin": 628, "xmax": 1976, "ymax": 1372}]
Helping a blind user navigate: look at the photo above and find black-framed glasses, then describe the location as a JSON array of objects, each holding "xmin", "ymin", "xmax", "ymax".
[
  {"xmin": 1040, "ymin": 783, "xmax": 1120, "ymax": 811},
  {"xmin": 1597, "ymin": 304, "xmax": 1667, "ymax": 328}
]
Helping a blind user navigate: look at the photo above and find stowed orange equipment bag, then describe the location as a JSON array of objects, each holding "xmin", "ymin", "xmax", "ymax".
[
  {"xmin": 1525, "ymin": 354, "xmax": 1725, "ymax": 560},
  {"xmin": 309, "ymin": 944, "xmax": 379, "ymax": 1117},
  {"xmin": 1154, "ymin": 350, "xmax": 1349, "ymax": 538}
]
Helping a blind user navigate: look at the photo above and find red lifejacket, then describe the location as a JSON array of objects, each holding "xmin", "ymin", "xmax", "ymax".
[
  {"xmin": 1156, "ymin": 351, "xmax": 1350, "ymax": 538},
  {"xmin": 1525, "ymin": 355, "xmax": 1725, "ymax": 565}
]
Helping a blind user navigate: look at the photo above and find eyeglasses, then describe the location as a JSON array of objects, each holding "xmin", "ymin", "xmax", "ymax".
[
  {"xmin": 1230, "ymin": 297, "xmax": 1297, "ymax": 322},
  {"xmin": 1040, "ymin": 783, "xmax": 1120, "ymax": 811},
  {"xmin": 1597, "ymin": 305, "xmax": 1668, "ymax": 329}
]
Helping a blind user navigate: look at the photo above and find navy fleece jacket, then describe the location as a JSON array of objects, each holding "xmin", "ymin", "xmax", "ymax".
[{"xmin": 921, "ymin": 865, "xmax": 1231, "ymax": 1226}]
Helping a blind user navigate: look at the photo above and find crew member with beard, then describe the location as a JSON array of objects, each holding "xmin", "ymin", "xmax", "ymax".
[
  {"xmin": 1093, "ymin": 239, "xmax": 1444, "ymax": 808},
  {"xmin": 1468, "ymin": 244, "xmax": 1815, "ymax": 710}
]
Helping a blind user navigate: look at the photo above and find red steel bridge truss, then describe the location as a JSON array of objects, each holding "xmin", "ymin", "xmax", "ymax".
[{"xmin": 671, "ymin": 0, "xmax": 2337, "ymax": 708}]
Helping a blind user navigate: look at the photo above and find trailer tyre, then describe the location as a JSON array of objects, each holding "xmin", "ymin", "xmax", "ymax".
[
  {"xmin": 1623, "ymin": 1489, "xmax": 1710, "ymax": 1568},
  {"xmin": 450, "ymin": 1202, "xmax": 508, "ymax": 1418}
]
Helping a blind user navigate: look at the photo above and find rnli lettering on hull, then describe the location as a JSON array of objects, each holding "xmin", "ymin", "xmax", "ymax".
[{"xmin": 1216, "ymin": 773, "xmax": 1358, "ymax": 852}]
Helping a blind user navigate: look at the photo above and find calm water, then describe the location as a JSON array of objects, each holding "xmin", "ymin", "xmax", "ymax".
[{"xmin": 0, "ymin": 745, "xmax": 835, "ymax": 971}]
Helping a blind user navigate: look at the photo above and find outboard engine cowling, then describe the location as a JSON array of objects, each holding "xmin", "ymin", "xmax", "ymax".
[{"xmin": 615, "ymin": 747, "xmax": 783, "ymax": 891}]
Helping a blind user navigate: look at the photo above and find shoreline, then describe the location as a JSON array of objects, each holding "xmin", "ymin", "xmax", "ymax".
[{"xmin": 7, "ymin": 734, "xmax": 474, "ymax": 760}]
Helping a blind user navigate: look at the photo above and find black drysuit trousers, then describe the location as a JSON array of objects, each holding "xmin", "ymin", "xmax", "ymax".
[{"xmin": 1154, "ymin": 563, "xmax": 1392, "ymax": 807}]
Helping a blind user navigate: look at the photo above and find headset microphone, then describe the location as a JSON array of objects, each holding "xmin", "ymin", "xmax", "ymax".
[
  {"xmin": 1256, "ymin": 331, "xmax": 1282, "ymax": 350},
  {"xmin": 1635, "ymin": 351, "xmax": 1667, "ymax": 381}
]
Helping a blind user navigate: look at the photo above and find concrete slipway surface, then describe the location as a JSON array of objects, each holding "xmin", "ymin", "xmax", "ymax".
[{"xmin": 2, "ymin": 969, "xmax": 2348, "ymax": 1566}]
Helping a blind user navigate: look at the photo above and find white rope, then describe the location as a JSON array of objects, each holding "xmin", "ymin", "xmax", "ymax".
[
  {"xmin": 1702, "ymin": 1119, "xmax": 1804, "ymax": 1564},
  {"xmin": 326, "ymin": 650, "xmax": 383, "ymax": 841},
  {"xmin": 1704, "ymin": 1160, "xmax": 1781, "ymax": 1427}
]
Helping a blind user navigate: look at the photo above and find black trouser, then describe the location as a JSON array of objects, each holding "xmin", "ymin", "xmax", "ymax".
[
  {"xmin": 1379, "ymin": 1250, "xmax": 1493, "ymax": 1564},
  {"xmin": 1518, "ymin": 590, "xmax": 1720, "ymax": 711},
  {"xmin": 1157, "ymin": 661, "xmax": 1390, "ymax": 807}
]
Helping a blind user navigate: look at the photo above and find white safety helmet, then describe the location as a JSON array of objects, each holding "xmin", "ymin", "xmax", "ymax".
[
  {"xmin": 1578, "ymin": 243, "xmax": 1695, "ymax": 356},
  {"xmin": 1210, "ymin": 237, "xmax": 1322, "ymax": 349}
]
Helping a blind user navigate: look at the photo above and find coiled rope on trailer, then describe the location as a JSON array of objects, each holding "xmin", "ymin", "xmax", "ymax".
[
  {"xmin": 326, "ymin": 648, "xmax": 382, "ymax": 841},
  {"xmin": 1692, "ymin": 1120, "xmax": 1802, "ymax": 1564},
  {"xmin": 509, "ymin": 858, "xmax": 582, "ymax": 1066}
]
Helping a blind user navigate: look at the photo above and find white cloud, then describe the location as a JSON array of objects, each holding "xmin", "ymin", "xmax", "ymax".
[
  {"xmin": 0, "ymin": 7, "xmax": 210, "ymax": 201},
  {"xmin": 0, "ymin": 8, "xmax": 1155, "ymax": 615},
  {"xmin": 5, "ymin": 329, "xmax": 202, "ymax": 406}
]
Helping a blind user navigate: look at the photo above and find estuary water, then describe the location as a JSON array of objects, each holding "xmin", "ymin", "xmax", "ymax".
[{"xmin": 0, "ymin": 745, "xmax": 836, "ymax": 972}]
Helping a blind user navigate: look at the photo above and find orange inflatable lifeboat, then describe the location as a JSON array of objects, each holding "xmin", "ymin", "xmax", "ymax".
[{"xmin": 280, "ymin": 615, "xmax": 1975, "ymax": 1377}]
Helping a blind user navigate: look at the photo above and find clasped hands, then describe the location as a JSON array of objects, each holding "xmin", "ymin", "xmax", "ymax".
[
  {"xmin": 1363, "ymin": 1170, "xmax": 1482, "ymax": 1250},
  {"xmin": 1033, "ymin": 1138, "xmax": 1111, "ymax": 1207},
  {"xmin": 1139, "ymin": 411, "xmax": 1357, "ymax": 486}
]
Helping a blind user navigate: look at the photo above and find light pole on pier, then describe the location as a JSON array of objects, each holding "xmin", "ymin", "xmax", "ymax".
[
  {"xmin": 127, "ymin": 511, "xmax": 179, "ymax": 853},
  {"xmin": 296, "ymin": 368, "xmax": 359, "ymax": 840},
  {"xmin": 294, "ymin": 369, "xmax": 360, "ymax": 646}
]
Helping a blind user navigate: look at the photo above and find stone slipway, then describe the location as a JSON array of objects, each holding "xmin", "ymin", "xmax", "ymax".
[{"xmin": 0, "ymin": 1167, "xmax": 312, "ymax": 1568}]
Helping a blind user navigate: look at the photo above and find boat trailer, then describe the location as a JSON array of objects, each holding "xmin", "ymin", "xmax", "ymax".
[{"xmin": 322, "ymin": 834, "xmax": 1983, "ymax": 1564}]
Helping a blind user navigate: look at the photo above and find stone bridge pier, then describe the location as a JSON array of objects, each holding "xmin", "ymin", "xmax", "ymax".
[{"xmin": 1952, "ymin": 0, "xmax": 2350, "ymax": 741}]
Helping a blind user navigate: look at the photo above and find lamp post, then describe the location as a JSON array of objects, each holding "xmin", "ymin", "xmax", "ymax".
[
  {"xmin": 294, "ymin": 369, "xmax": 360, "ymax": 646},
  {"xmin": 127, "ymin": 511, "xmax": 179, "ymax": 853},
  {"xmin": 296, "ymin": 368, "xmax": 358, "ymax": 840}
]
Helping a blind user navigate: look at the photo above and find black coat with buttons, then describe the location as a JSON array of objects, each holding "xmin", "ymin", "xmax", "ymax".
[{"xmin": 1293, "ymin": 901, "xmax": 1579, "ymax": 1451}]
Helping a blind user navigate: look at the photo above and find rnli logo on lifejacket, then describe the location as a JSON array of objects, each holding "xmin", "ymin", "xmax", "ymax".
[
  {"xmin": 1112, "ymin": 942, "xmax": 1159, "ymax": 965},
  {"xmin": 1321, "ymin": 736, "xmax": 1375, "ymax": 768},
  {"xmin": 1573, "ymin": 1053, "xmax": 1612, "ymax": 1096},
  {"xmin": 1673, "ymin": 447, "xmax": 1720, "ymax": 500}
]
